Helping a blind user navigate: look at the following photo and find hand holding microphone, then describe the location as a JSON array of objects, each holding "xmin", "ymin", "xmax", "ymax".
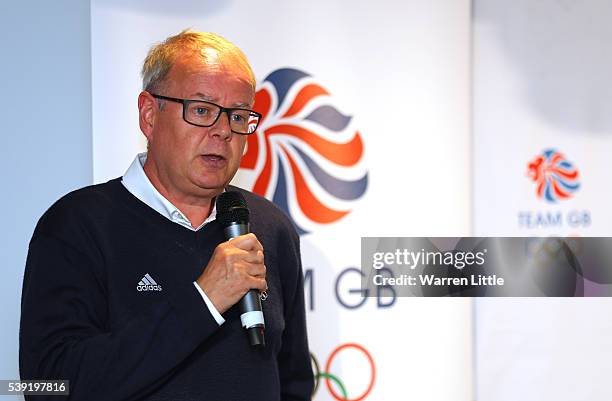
[{"xmin": 195, "ymin": 192, "xmax": 266, "ymax": 347}]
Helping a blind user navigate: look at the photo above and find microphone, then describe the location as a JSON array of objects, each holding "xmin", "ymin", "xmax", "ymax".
[{"xmin": 216, "ymin": 191, "xmax": 265, "ymax": 347}]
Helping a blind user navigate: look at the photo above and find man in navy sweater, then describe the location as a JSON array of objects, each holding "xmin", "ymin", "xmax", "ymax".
[{"xmin": 19, "ymin": 30, "xmax": 313, "ymax": 400}]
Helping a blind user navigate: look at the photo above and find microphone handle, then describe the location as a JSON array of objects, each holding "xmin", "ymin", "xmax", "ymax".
[
  {"xmin": 241, "ymin": 290, "xmax": 265, "ymax": 347},
  {"xmin": 224, "ymin": 223, "xmax": 266, "ymax": 347}
]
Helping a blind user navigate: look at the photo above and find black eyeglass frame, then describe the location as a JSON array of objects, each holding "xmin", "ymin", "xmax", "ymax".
[{"xmin": 150, "ymin": 93, "xmax": 262, "ymax": 135}]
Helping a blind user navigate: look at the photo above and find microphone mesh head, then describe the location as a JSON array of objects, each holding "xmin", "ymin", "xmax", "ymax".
[{"xmin": 216, "ymin": 191, "xmax": 250, "ymax": 226}]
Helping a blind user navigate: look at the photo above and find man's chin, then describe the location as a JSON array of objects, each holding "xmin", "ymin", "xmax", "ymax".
[{"xmin": 191, "ymin": 176, "xmax": 231, "ymax": 194}]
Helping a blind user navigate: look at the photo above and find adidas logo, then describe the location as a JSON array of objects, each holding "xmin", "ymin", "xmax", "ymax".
[{"xmin": 137, "ymin": 273, "xmax": 162, "ymax": 292}]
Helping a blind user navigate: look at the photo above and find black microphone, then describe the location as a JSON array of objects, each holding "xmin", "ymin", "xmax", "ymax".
[{"xmin": 216, "ymin": 191, "xmax": 265, "ymax": 347}]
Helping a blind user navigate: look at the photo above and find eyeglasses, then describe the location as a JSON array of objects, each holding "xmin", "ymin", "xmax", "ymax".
[{"xmin": 150, "ymin": 93, "xmax": 262, "ymax": 135}]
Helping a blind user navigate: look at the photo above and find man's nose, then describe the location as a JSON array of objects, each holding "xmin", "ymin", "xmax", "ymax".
[{"xmin": 210, "ymin": 111, "xmax": 232, "ymax": 140}]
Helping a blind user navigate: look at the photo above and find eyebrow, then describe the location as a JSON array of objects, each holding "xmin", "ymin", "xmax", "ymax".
[{"xmin": 192, "ymin": 92, "xmax": 252, "ymax": 109}]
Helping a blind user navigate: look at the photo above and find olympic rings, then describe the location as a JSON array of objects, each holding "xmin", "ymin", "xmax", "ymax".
[{"xmin": 310, "ymin": 343, "xmax": 376, "ymax": 401}]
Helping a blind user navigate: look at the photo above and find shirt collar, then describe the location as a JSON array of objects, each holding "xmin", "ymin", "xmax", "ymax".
[{"xmin": 121, "ymin": 152, "xmax": 218, "ymax": 231}]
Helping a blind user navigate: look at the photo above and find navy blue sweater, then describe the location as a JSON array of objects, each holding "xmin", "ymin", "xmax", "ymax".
[{"xmin": 19, "ymin": 178, "xmax": 313, "ymax": 401}]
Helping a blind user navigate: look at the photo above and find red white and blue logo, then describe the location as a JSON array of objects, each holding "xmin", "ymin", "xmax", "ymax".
[
  {"xmin": 527, "ymin": 149, "xmax": 580, "ymax": 203},
  {"xmin": 239, "ymin": 68, "xmax": 368, "ymax": 234}
]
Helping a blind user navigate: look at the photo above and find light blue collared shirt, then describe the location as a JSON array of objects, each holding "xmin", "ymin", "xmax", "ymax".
[{"xmin": 122, "ymin": 152, "xmax": 225, "ymax": 325}]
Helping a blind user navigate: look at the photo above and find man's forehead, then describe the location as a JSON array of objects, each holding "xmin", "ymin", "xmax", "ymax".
[{"xmin": 162, "ymin": 53, "xmax": 254, "ymax": 106}]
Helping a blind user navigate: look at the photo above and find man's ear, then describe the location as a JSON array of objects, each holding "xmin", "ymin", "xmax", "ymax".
[{"xmin": 138, "ymin": 91, "xmax": 157, "ymax": 141}]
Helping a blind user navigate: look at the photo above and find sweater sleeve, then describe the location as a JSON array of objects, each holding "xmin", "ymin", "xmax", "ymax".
[
  {"xmin": 19, "ymin": 233, "xmax": 221, "ymax": 401},
  {"xmin": 277, "ymin": 231, "xmax": 314, "ymax": 401}
]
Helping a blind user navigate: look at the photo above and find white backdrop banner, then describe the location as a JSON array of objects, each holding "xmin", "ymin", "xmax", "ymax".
[
  {"xmin": 473, "ymin": 1, "xmax": 612, "ymax": 400},
  {"xmin": 92, "ymin": 1, "xmax": 472, "ymax": 399}
]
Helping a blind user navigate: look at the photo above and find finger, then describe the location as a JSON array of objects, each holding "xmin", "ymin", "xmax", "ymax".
[
  {"xmin": 242, "ymin": 249, "xmax": 264, "ymax": 264},
  {"xmin": 243, "ymin": 261, "xmax": 266, "ymax": 278},
  {"xmin": 230, "ymin": 233, "xmax": 263, "ymax": 252},
  {"xmin": 247, "ymin": 276, "xmax": 267, "ymax": 292}
]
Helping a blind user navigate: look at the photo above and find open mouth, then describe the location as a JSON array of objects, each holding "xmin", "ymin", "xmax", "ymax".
[
  {"xmin": 200, "ymin": 154, "xmax": 228, "ymax": 168},
  {"xmin": 201, "ymin": 154, "xmax": 226, "ymax": 161}
]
